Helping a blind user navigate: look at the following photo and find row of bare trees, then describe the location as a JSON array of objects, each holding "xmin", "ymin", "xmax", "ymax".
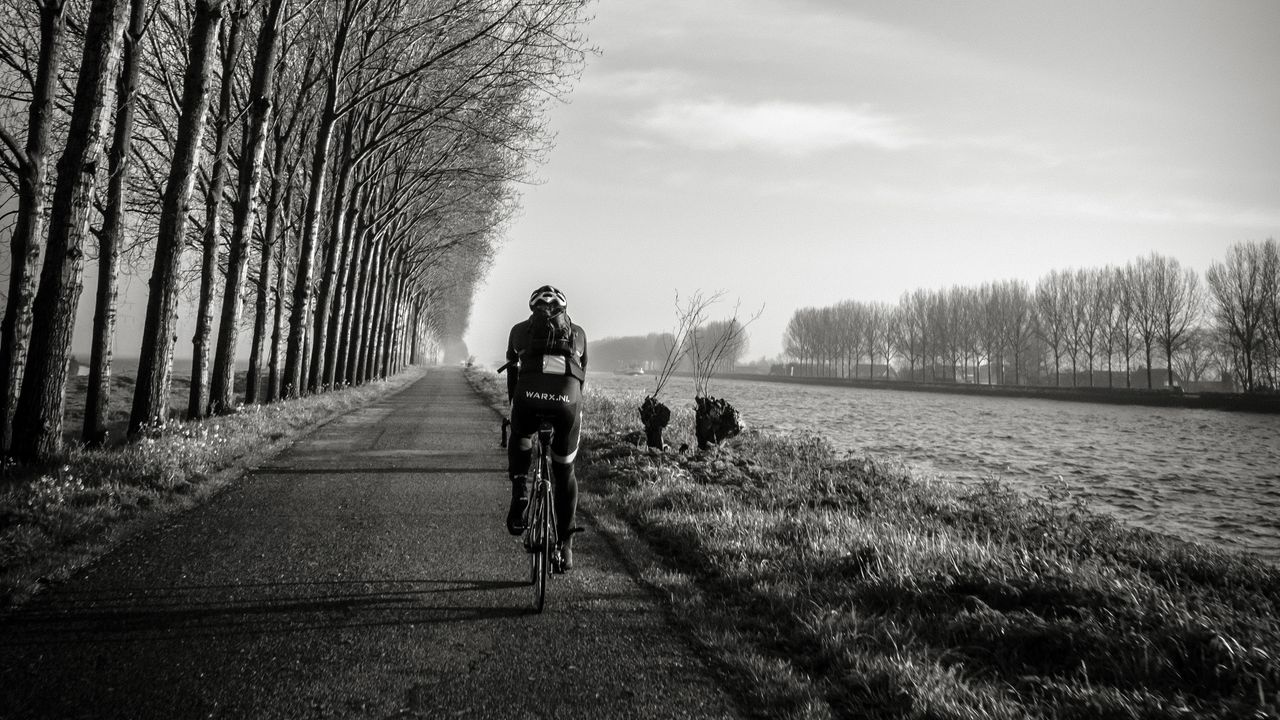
[
  {"xmin": 1205, "ymin": 240, "xmax": 1280, "ymax": 392},
  {"xmin": 0, "ymin": 0, "xmax": 590, "ymax": 462},
  {"xmin": 784, "ymin": 246, "xmax": 1280, "ymax": 393}
]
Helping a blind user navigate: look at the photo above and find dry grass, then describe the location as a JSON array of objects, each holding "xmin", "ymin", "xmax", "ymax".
[
  {"xmin": 459, "ymin": 365, "xmax": 1280, "ymax": 720},
  {"xmin": 0, "ymin": 368, "xmax": 425, "ymax": 607}
]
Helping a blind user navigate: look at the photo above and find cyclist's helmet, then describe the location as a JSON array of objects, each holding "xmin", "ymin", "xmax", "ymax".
[{"xmin": 529, "ymin": 285, "xmax": 567, "ymax": 312}]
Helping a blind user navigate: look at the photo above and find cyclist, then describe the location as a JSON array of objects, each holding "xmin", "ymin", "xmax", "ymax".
[{"xmin": 504, "ymin": 285, "xmax": 588, "ymax": 573}]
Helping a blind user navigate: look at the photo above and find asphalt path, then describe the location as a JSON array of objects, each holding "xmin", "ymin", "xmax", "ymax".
[{"xmin": 0, "ymin": 367, "xmax": 742, "ymax": 719}]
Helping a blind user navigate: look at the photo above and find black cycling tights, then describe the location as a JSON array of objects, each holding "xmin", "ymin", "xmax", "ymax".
[{"xmin": 508, "ymin": 373, "xmax": 582, "ymax": 543}]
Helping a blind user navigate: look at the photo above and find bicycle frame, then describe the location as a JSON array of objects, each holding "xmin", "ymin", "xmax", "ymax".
[{"xmin": 523, "ymin": 424, "xmax": 556, "ymax": 612}]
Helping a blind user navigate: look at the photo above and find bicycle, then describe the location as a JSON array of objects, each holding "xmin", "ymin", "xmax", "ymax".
[
  {"xmin": 524, "ymin": 420, "xmax": 557, "ymax": 613},
  {"xmin": 498, "ymin": 358, "xmax": 572, "ymax": 612},
  {"xmin": 501, "ymin": 414, "xmax": 557, "ymax": 613}
]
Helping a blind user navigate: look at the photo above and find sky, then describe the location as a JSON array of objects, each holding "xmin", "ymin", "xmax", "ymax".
[{"xmin": 463, "ymin": 0, "xmax": 1280, "ymax": 366}]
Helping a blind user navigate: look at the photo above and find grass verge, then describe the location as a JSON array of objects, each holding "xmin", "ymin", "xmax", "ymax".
[
  {"xmin": 466, "ymin": 366, "xmax": 1280, "ymax": 719},
  {"xmin": 0, "ymin": 367, "xmax": 426, "ymax": 608}
]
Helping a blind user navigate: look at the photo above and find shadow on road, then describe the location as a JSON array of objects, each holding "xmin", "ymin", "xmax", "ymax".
[{"xmin": 1, "ymin": 578, "xmax": 533, "ymax": 645}]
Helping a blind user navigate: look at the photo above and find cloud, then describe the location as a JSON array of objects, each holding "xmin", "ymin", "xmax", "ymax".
[
  {"xmin": 637, "ymin": 99, "xmax": 917, "ymax": 156},
  {"xmin": 578, "ymin": 67, "xmax": 698, "ymax": 100}
]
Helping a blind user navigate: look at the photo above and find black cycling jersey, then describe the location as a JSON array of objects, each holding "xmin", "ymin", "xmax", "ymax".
[{"xmin": 504, "ymin": 314, "xmax": 588, "ymax": 401}]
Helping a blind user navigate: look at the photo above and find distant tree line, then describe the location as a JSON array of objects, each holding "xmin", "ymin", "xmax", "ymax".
[
  {"xmin": 0, "ymin": 0, "xmax": 590, "ymax": 461},
  {"xmin": 589, "ymin": 332, "xmax": 675, "ymax": 372},
  {"xmin": 782, "ymin": 242, "xmax": 1280, "ymax": 394},
  {"xmin": 591, "ymin": 319, "xmax": 750, "ymax": 377}
]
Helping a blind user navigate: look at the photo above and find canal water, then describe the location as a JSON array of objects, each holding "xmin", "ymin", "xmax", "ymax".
[{"xmin": 589, "ymin": 372, "xmax": 1280, "ymax": 563}]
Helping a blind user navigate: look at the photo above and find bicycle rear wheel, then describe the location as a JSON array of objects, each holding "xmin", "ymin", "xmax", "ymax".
[
  {"xmin": 530, "ymin": 484, "xmax": 550, "ymax": 612},
  {"xmin": 527, "ymin": 528, "xmax": 540, "ymax": 586}
]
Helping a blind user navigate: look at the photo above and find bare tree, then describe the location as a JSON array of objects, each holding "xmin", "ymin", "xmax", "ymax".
[
  {"xmin": 782, "ymin": 307, "xmax": 814, "ymax": 374},
  {"xmin": 247, "ymin": 49, "xmax": 312, "ymax": 404},
  {"xmin": 265, "ymin": 169, "xmax": 297, "ymax": 401},
  {"xmin": 1075, "ymin": 267, "xmax": 1109, "ymax": 387},
  {"xmin": 833, "ymin": 300, "xmax": 861, "ymax": 378},
  {"xmin": 1034, "ymin": 270, "xmax": 1071, "ymax": 386},
  {"xmin": 1112, "ymin": 266, "xmax": 1140, "ymax": 387},
  {"xmin": 1096, "ymin": 267, "xmax": 1123, "ymax": 387},
  {"xmin": 996, "ymin": 279, "xmax": 1033, "ymax": 385},
  {"xmin": 875, "ymin": 302, "xmax": 898, "ymax": 378},
  {"xmin": 189, "ymin": 7, "xmax": 245, "ymax": 420},
  {"xmin": 1151, "ymin": 253, "xmax": 1202, "ymax": 389},
  {"xmin": 1172, "ymin": 326, "xmax": 1218, "ymax": 386},
  {"xmin": 83, "ymin": 0, "xmax": 150, "ymax": 447},
  {"xmin": 896, "ymin": 290, "xmax": 926, "ymax": 382},
  {"xmin": 131, "ymin": 0, "xmax": 228, "ymax": 434},
  {"xmin": 0, "ymin": 0, "xmax": 72, "ymax": 453},
  {"xmin": 1125, "ymin": 255, "xmax": 1166, "ymax": 389},
  {"xmin": 863, "ymin": 302, "xmax": 884, "ymax": 380},
  {"xmin": 1206, "ymin": 241, "xmax": 1269, "ymax": 391},
  {"xmin": 682, "ymin": 292, "xmax": 757, "ymax": 449},
  {"xmin": 210, "ymin": 0, "xmax": 289, "ymax": 413},
  {"xmin": 12, "ymin": 0, "xmax": 131, "ymax": 460},
  {"xmin": 977, "ymin": 282, "xmax": 1001, "ymax": 384},
  {"xmin": 1260, "ymin": 240, "xmax": 1280, "ymax": 388}
]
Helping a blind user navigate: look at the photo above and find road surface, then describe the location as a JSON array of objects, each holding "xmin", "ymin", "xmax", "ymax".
[{"xmin": 0, "ymin": 367, "xmax": 742, "ymax": 719}]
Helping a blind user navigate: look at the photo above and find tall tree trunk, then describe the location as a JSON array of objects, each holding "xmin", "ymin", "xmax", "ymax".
[
  {"xmin": 188, "ymin": 217, "xmax": 218, "ymax": 418},
  {"xmin": 130, "ymin": 0, "xmax": 226, "ymax": 435},
  {"xmin": 211, "ymin": 0, "xmax": 286, "ymax": 413},
  {"xmin": 408, "ymin": 294, "xmax": 422, "ymax": 365},
  {"xmin": 383, "ymin": 255, "xmax": 405, "ymax": 378},
  {"xmin": 393, "ymin": 291, "xmax": 406, "ymax": 373},
  {"xmin": 320, "ymin": 167, "xmax": 362, "ymax": 388},
  {"xmin": 267, "ymin": 200, "xmax": 291, "ymax": 403},
  {"xmin": 372, "ymin": 256, "xmax": 391, "ymax": 380},
  {"xmin": 190, "ymin": 11, "xmax": 244, "ymax": 420},
  {"xmin": 243, "ymin": 208, "xmax": 273, "ymax": 405},
  {"xmin": 380, "ymin": 246, "xmax": 405, "ymax": 379},
  {"xmin": 1125, "ymin": 341, "xmax": 1132, "ymax": 388},
  {"xmin": 1152, "ymin": 340, "xmax": 1162, "ymax": 386},
  {"xmin": 333, "ymin": 191, "xmax": 368, "ymax": 386},
  {"xmin": 12, "ymin": 0, "xmax": 129, "ymax": 461},
  {"xmin": 368, "ymin": 238, "xmax": 391, "ymax": 381},
  {"xmin": 283, "ymin": 121, "xmax": 334, "ymax": 398},
  {"xmin": 307, "ymin": 123, "xmax": 355, "ymax": 393},
  {"xmin": 1, "ymin": 0, "xmax": 70, "ymax": 453},
  {"xmin": 299, "ymin": 294, "xmax": 313, "ymax": 393},
  {"xmin": 347, "ymin": 232, "xmax": 381, "ymax": 385},
  {"xmin": 283, "ymin": 0, "xmax": 354, "ymax": 398},
  {"xmin": 361, "ymin": 239, "xmax": 389, "ymax": 384},
  {"xmin": 268, "ymin": 174, "xmax": 301, "ymax": 402},
  {"xmin": 246, "ymin": 135, "xmax": 288, "ymax": 404},
  {"xmin": 83, "ymin": 0, "xmax": 148, "ymax": 447}
]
